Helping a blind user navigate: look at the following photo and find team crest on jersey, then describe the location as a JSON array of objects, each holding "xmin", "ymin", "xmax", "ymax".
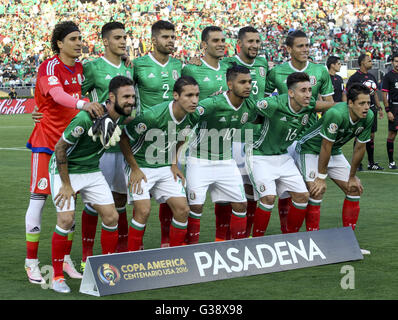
[
  {"xmin": 328, "ymin": 123, "xmax": 338, "ymax": 134},
  {"xmin": 241, "ymin": 112, "xmax": 249, "ymax": 124},
  {"xmin": 172, "ymin": 70, "xmax": 179, "ymax": 80},
  {"xmin": 301, "ymin": 114, "xmax": 309, "ymax": 125},
  {"xmin": 355, "ymin": 127, "xmax": 364, "ymax": 135},
  {"xmin": 197, "ymin": 106, "xmax": 205, "ymax": 115},
  {"xmin": 71, "ymin": 126, "xmax": 84, "ymax": 138},
  {"xmin": 48, "ymin": 75, "xmax": 59, "ymax": 86},
  {"xmin": 135, "ymin": 123, "xmax": 147, "ymax": 134},
  {"xmin": 259, "ymin": 67, "xmax": 266, "ymax": 77},
  {"xmin": 309, "ymin": 76, "xmax": 317, "ymax": 86},
  {"xmin": 257, "ymin": 100, "xmax": 268, "ymax": 110},
  {"xmin": 37, "ymin": 178, "xmax": 48, "ymax": 190}
]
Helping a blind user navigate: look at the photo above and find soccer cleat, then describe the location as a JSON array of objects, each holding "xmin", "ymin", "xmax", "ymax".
[
  {"xmin": 25, "ymin": 259, "xmax": 45, "ymax": 284},
  {"xmin": 360, "ymin": 248, "xmax": 371, "ymax": 255},
  {"xmin": 367, "ymin": 162, "xmax": 384, "ymax": 171},
  {"xmin": 80, "ymin": 261, "xmax": 86, "ymax": 273},
  {"xmin": 63, "ymin": 255, "xmax": 83, "ymax": 279},
  {"xmin": 389, "ymin": 162, "xmax": 397, "ymax": 169},
  {"xmin": 52, "ymin": 278, "xmax": 71, "ymax": 293}
]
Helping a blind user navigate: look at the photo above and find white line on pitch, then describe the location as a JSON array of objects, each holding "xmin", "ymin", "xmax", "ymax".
[
  {"xmin": 0, "ymin": 147, "xmax": 30, "ymax": 151},
  {"xmin": 359, "ymin": 171, "xmax": 398, "ymax": 175}
]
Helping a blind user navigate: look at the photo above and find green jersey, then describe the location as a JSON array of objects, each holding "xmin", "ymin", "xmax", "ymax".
[
  {"xmin": 188, "ymin": 92, "xmax": 257, "ymax": 161},
  {"xmin": 181, "ymin": 59, "xmax": 229, "ymax": 100},
  {"xmin": 264, "ymin": 61, "xmax": 334, "ymax": 100},
  {"xmin": 124, "ymin": 101, "xmax": 201, "ymax": 168},
  {"xmin": 296, "ymin": 102, "xmax": 374, "ymax": 156},
  {"xmin": 223, "ymin": 55, "xmax": 268, "ymax": 100},
  {"xmin": 252, "ymin": 94, "xmax": 316, "ymax": 156},
  {"xmin": 133, "ymin": 53, "xmax": 182, "ymax": 111},
  {"xmin": 49, "ymin": 111, "xmax": 109, "ymax": 175},
  {"xmin": 82, "ymin": 57, "xmax": 134, "ymax": 153}
]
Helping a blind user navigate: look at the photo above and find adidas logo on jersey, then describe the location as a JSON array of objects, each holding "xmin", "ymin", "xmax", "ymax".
[
  {"xmin": 280, "ymin": 116, "xmax": 287, "ymax": 121},
  {"xmin": 64, "ymin": 80, "xmax": 69, "ymax": 85},
  {"xmin": 148, "ymin": 73, "xmax": 155, "ymax": 78},
  {"xmin": 203, "ymin": 76, "xmax": 210, "ymax": 82},
  {"xmin": 219, "ymin": 117, "xmax": 226, "ymax": 122},
  {"xmin": 105, "ymin": 75, "xmax": 112, "ymax": 80}
]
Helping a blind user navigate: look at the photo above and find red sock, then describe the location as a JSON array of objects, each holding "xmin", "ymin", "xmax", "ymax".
[
  {"xmin": 278, "ymin": 198, "xmax": 291, "ymax": 234},
  {"xmin": 186, "ymin": 211, "xmax": 201, "ymax": 244},
  {"xmin": 215, "ymin": 203, "xmax": 232, "ymax": 241},
  {"xmin": 81, "ymin": 206, "xmax": 98, "ymax": 262},
  {"xmin": 306, "ymin": 199, "xmax": 322, "ymax": 231},
  {"xmin": 26, "ymin": 238, "xmax": 39, "ymax": 260},
  {"xmin": 342, "ymin": 196, "xmax": 360, "ymax": 230},
  {"xmin": 116, "ymin": 207, "xmax": 128, "ymax": 253},
  {"xmin": 245, "ymin": 199, "xmax": 257, "ymax": 237},
  {"xmin": 252, "ymin": 202, "xmax": 273, "ymax": 237},
  {"xmin": 169, "ymin": 218, "xmax": 188, "ymax": 247},
  {"xmin": 286, "ymin": 201, "xmax": 308, "ymax": 233},
  {"xmin": 101, "ymin": 223, "xmax": 119, "ymax": 255},
  {"xmin": 52, "ymin": 226, "xmax": 68, "ymax": 279},
  {"xmin": 229, "ymin": 210, "xmax": 247, "ymax": 239},
  {"xmin": 128, "ymin": 219, "xmax": 146, "ymax": 251},
  {"xmin": 159, "ymin": 203, "xmax": 173, "ymax": 247},
  {"xmin": 65, "ymin": 224, "xmax": 75, "ymax": 256}
]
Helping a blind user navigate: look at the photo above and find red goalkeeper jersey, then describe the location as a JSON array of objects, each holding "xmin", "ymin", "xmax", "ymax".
[{"xmin": 27, "ymin": 55, "xmax": 83, "ymax": 154}]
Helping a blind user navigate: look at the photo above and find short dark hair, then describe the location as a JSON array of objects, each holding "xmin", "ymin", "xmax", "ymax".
[
  {"xmin": 391, "ymin": 52, "xmax": 398, "ymax": 61},
  {"xmin": 108, "ymin": 75, "xmax": 134, "ymax": 96},
  {"xmin": 286, "ymin": 72, "xmax": 310, "ymax": 89},
  {"xmin": 326, "ymin": 56, "xmax": 340, "ymax": 69},
  {"xmin": 285, "ymin": 30, "xmax": 307, "ymax": 47},
  {"xmin": 226, "ymin": 64, "xmax": 250, "ymax": 82},
  {"xmin": 173, "ymin": 76, "xmax": 199, "ymax": 95},
  {"xmin": 101, "ymin": 21, "xmax": 125, "ymax": 39},
  {"xmin": 358, "ymin": 53, "xmax": 369, "ymax": 67},
  {"xmin": 201, "ymin": 26, "xmax": 222, "ymax": 42},
  {"xmin": 346, "ymin": 83, "xmax": 370, "ymax": 103},
  {"xmin": 151, "ymin": 20, "xmax": 175, "ymax": 37},
  {"xmin": 238, "ymin": 26, "xmax": 259, "ymax": 40},
  {"xmin": 51, "ymin": 21, "xmax": 80, "ymax": 54}
]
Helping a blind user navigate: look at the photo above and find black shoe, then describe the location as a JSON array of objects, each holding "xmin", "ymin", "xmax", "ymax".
[
  {"xmin": 367, "ymin": 162, "xmax": 384, "ymax": 170},
  {"xmin": 389, "ymin": 162, "xmax": 397, "ymax": 169},
  {"xmin": 357, "ymin": 163, "xmax": 364, "ymax": 172}
]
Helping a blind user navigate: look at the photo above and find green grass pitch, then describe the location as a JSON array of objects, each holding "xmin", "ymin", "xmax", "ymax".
[{"xmin": 0, "ymin": 113, "xmax": 397, "ymax": 300}]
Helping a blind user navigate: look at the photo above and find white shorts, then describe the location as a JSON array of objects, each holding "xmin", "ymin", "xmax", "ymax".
[
  {"xmin": 185, "ymin": 157, "xmax": 246, "ymax": 205},
  {"xmin": 125, "ymin": 166, "xmax": 186, "ymax": 204},
  {"xmin": 50, "ymin": 171, "xmax": 114, "ymax": 213},
  {"xmin": 246, "ymin": 153, "xmax": 308, "ymax": 201},
  {"xmin": 297, "ymin": 153, "xmax": 351, "ymax": 182},
  {"xmin": 99, "ymin": 152, "xmax": 127, "ymax": 194},
  {"xmin": 232, "ymin": 142, "xmax": 251, "ymax": 185}
]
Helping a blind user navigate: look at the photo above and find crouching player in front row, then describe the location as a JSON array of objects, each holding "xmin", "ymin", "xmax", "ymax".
[
  {"xmin": 295, "ymin": 83, "xmax": 373, "ymax": 253},
  {"xmin": 49, "ymin": 76, "xmax": 135, "ymax": 293}
]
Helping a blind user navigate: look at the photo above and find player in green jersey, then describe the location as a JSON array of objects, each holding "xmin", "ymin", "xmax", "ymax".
[
  {"xmin": 295, "ymin": 83, "xmax": 373, "ymax": 245},
  {"xmin": 264, "ymin": 30, "xmax": 335, "ymax": 233},
  {"xmin": 182, "ymin": 26, "xmax": 229, "ymax": 100},
  {"xmin": 120, "ymin": 76, "xmax": 201, "ymax": 251},
  {"xmin": 185, "ymin": 65, "xmax": 257, "ymax": 244},
  {"xmin": 49, "ymin": 76, "xmax": 135, "ymax": 293},
  {"xmin": 245, "ymin": 72, "xmax": 326, "ymax": 237},
  {"xmin": 133, "ymin": 20, "xmax": 182, "ymax": 247},
  {"xmin": 79, "ymin": 22, "xmax": 134, "ymax": 270}
]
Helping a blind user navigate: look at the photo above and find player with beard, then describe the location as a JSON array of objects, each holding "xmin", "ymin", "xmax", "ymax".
[
  {"xmin": 49, "ymin": 76, "xmax": 135, "ymax": 293},
  {"xmin": 133, "ymin": 20, "xmax": 182, "ymax": 248}
]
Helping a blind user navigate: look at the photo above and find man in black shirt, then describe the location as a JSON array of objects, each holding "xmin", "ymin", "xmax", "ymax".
[
  {"xmin": 347, "ymin": 54, "xmax": 384, "ymax": 170},
  {"xmin": 382, "ymin": 53, "xmax": 398, "ymax": 169},
  {"xmin": 327, "ymin": 56, "xmax": 346, "ymax": 102}
]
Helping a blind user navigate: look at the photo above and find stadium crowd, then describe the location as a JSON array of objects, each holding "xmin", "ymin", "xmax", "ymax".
[{"xmin": 1, "ymin": 0, "xmax": 397, "ymax": 88}]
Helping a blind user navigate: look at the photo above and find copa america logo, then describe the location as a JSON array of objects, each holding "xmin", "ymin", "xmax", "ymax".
[{"xmin": 97, "ymin": 263, "xmax": 121, "ymax": 286}]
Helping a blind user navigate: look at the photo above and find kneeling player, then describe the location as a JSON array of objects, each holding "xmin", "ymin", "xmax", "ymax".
[
  {"xmin": 49, "ymin": 76, "xmax": 135, "ymax": 293},
  {"xmin": 295, "ymin": 83, "xmax": 373, "ymax": 243},
  {"xmin": 120, "ymin": 76, "xmax": 201, "ymax": 251}
]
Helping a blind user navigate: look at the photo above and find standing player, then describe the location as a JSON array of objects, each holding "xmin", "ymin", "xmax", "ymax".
[
  {"xmin": 49, "ymin": 75, "xmax": 135, "ymax": 293},
  {"xmin": 295, "ymin": 83, "xmax": 373, "ymax": 240},
  {"xmin": 327, "ymin": 55, "xmax": 347, "ymax": 103},
  {"xmin": 245, "ymin": 72, "xmax": 329, "ymax": 236},
  {"xmin": 185, "ymin": 65, "xmax": 257, "ymax": 244},
  {"xmin": 120, "ymin": 76, "xmax": 201, "ymax": 251},
  {"xmin": 133, "ymin": 20, "xmax": 182, "ymax": 247},
  {"xmin": 80, "ymin": 22, "xmax": 134, "ymax": 270},
  {"xmin": 264, "ymin": 30, "xmax": 335, "ymax": 233},
  {"xmin": 347, "ymin": 54, "xmax": 384, "ymax": 171},
  {"xmin": 381, "ymin": 53, "xmax": 398, "ymax": 169},
  {"xmin": 24, "ymin": 21, "xmax": 103, "ymax": 284}
]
